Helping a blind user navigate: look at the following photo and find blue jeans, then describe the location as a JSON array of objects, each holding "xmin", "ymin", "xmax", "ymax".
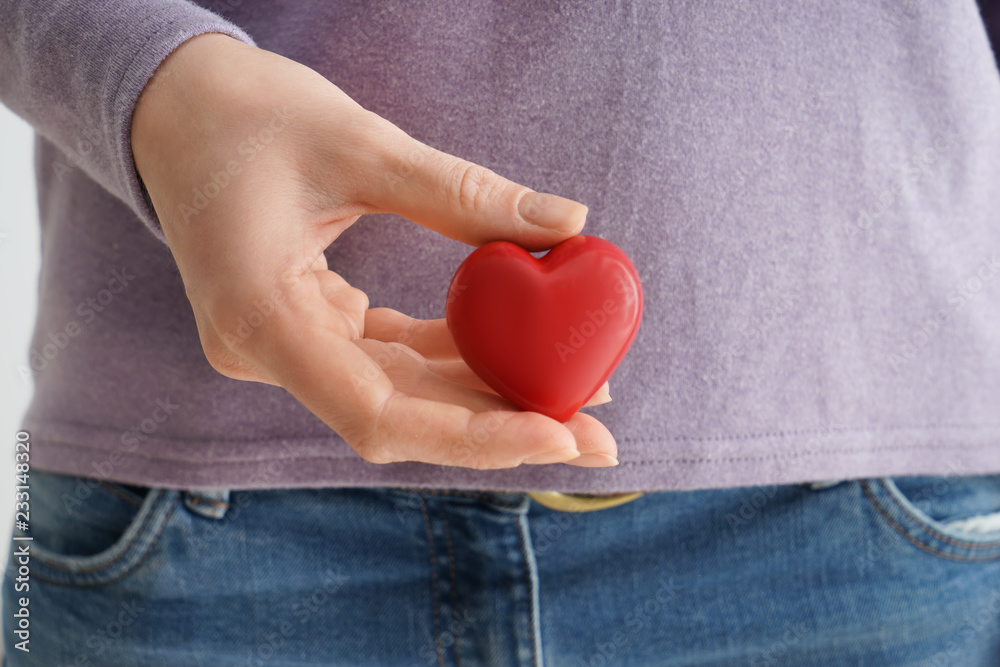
[{"xmin": 3, "ymin": 470, "xmax": 1000, "ymax": 666}]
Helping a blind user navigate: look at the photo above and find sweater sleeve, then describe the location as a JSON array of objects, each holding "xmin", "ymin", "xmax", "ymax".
[{"xmin": 0, "ymin": 1, "xmax": 256, "ymax": 242}]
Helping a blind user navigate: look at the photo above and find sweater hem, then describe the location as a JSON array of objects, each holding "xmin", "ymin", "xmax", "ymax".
[{"xmin": 20, "ymin": 419, "xmax": 1000, "ymax": 494}]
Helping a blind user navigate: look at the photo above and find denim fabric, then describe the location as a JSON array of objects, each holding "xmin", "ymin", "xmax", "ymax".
[{"xmin": 2, "ymin": 470, "xmax": 999, "ymax": 666}]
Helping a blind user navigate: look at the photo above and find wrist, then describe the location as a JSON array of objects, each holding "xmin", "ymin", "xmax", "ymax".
[{"xmin": 131, "ymin": 33, "xmax": 253, "ymax": 190}]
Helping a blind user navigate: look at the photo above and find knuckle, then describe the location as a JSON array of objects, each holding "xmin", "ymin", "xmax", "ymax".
[
  {"xmin": 449, "ymin": 161, "xmax": 504, "ymax": 216},
  {"xmin": 383, "ymin": 340, "xmax": 412, "ymax": 357},
  {"xmin": 190, "ymin": 306, "xmax": 257, "ymax": 379},
  {"xmin": 321, "ymin": 275, "xmax": 368, "ymax": 315},
  {"xmin": 350, "ymin": 286, "xmax": 370, "ymax": 313},
  {"xmin": 466, "ymin": 454, "xmax": 497, "ymax": 471},
  {"xmin": 201, "ymin": 342, "xmax": 248, "ymax": 380},
  {"xmin": 349, "ymin": 394, "xmax": 401, "ymax": 465},
  {"xmin": 450, "ymin": 437, "xmax": 497, "ymax": 471},
  {"xmin": 352, "ymin": 436, "xmax": 398, "ymax": 465}
]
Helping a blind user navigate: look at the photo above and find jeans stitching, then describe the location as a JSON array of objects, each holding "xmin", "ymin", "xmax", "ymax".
[
  {"xmin": 34, "ymin": 493, "xmax": 180, "ymax": 586},
  {"xmin": 862, "ymin": 481, "xmax": 1000, "ymax": 562},
  {"xmin": 879, "ymin": 479, "xmax": 1000, "ymax": 548},
  {"xmin": 34, "ymin": 416, "xmax": 1000, "ymax": 443},
  {"xmin": 418, "ymin": 495, "xmax": 446, "ymax": 667},
  {"xmin": 98, "ymin": 481, "xmax": 143, "ymax": 508},
  {"xmin": 442, "ymin": 517, "xmax": 463, "ymax": 667},
  {"xmin": 33, "ymin": 489, "xmax": 166, "ymax": 573}
]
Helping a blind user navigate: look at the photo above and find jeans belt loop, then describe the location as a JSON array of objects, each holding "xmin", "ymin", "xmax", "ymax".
[
  {"xmin": 527, "ymin": 491, "xmax": 645, "ymax": 512},
  {"xmin": 183, "ymin": 488, "xmax": 232, "ymax": 520}
]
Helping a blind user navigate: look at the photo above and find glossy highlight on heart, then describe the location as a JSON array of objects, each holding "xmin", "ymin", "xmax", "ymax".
[{"xmin": 445, "ymin": 235, "xmax": 642, "ymax": 422}]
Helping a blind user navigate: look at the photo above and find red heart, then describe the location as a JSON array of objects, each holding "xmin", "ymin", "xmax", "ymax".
[{"xmin": 445, "ymin": 235, "xmax": 643, "ymax": 422}]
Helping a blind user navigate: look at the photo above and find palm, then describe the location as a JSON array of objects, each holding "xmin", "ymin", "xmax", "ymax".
[{"xmin": 132, "ymin": 33, "xmax": 618, "ymax": 470}]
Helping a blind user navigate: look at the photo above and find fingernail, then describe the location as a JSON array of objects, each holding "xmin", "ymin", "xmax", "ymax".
[
  {"xmin": 518, "ymin": 192, "xmax": 588, "ymax": 231},
  {"xmin": 567, "ymin": 453, "xmax": 619, "ymax": 467},
  {"xmin": 523, "ymin": 448, "xmax": 581, "ymax": 465},
  {"xmin": 589, "ymin": 384, "xmax": 612, "ymax": 406}
]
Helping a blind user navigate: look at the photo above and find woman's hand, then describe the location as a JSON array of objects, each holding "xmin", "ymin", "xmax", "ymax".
[{"xmin": 131, "ymin": 33, "xmax": 618, "ymax": 469}]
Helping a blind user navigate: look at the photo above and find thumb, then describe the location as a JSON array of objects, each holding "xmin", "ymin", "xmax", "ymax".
[{"xmin": 367, "ymin": 126, "xmax": 588, "ymax": 249}]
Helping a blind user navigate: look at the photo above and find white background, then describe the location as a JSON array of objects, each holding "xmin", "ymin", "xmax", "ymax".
[{"xmin": 0, "ymin": 106, "xmax": 42, "ymax": 573}]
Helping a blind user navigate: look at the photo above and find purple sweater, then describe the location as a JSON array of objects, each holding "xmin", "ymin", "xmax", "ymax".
[{"xmin": 2, "ymin": 1, "xmax": 999, "ymax": 493}]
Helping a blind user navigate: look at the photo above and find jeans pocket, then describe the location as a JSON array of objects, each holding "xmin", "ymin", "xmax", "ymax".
[
  {"xmin": 861, "ymin": 474, "xmax": 1000, "ymax": 562},
  {"xmin": 15, "ymin": 469, "xmax": 181, "ymax": 586}
]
